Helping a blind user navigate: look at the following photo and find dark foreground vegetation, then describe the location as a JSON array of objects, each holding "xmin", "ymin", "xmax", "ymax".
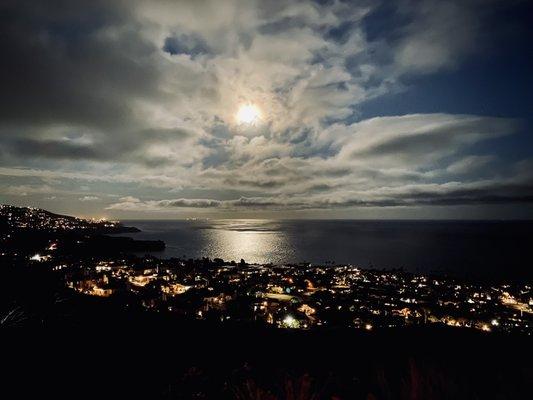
[{"xmin": 4, "ymin": 317, "xmax": 533, "ymax": 399}]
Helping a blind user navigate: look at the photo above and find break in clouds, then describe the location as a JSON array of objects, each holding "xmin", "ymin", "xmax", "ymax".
[{"xmin": 0, "ymin": 0, "xmax": 532, "ymax": 217}]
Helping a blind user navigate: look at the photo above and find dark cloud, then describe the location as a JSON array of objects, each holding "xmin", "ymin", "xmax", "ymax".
[
  {"xmin": 0, "ymin": 0, "xmax": 158, "ymax": 130},
  {"xmin": 390, "ymin": 182, "xmax": 533, "ymax": 206},
  {"xmin": 106, "ymin": 178, "xmax": 533, "ymax": 212},
  {"xmin": 163, "ymin": 34, "xmax": 210, "ymax": 56},
  {"xmin": 0, "ymin": 0, "xmax": 185, "ymax": 168},
  {"xmin": 9, "ymin": 138, "xmax": 110, "ymax": 161},
  {"xmin": 161, "ymin": 198, "xmax": 222, "ymax": 208},
  {"xmin": 348, "ymin": 115, "xmax": 518, "ymax": 161}
]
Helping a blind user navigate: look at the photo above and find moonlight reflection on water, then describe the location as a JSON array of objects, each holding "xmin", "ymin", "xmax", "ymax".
[{"xmin": 200, "ymin": 220, "xmax": 292, "ymax": 264}]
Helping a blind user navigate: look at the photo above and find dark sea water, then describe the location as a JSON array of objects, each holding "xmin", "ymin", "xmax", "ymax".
[{"xmin": 120, "ymin": 219, "xmax": 533, "ymax": 281}]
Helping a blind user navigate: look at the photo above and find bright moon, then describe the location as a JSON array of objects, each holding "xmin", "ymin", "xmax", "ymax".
[{"xmin": 236, "ymin": 104, "xmax": 261, "ymax": 124}]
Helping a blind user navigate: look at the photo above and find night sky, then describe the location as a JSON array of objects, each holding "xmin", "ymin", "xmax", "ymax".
[{"xmin": 1, "ymin": 0, "xmax": 532, "ymax": 219}]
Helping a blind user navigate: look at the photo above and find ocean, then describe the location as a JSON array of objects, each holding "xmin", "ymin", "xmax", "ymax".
[{"xmin": 120, "ymin": 219, "xmax": 533, "ymax": 281}]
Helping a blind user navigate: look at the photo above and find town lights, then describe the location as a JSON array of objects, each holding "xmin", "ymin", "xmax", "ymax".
[{"xmin": 282, "ymin": 315, "xmax": 299, "ymax": 329}]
